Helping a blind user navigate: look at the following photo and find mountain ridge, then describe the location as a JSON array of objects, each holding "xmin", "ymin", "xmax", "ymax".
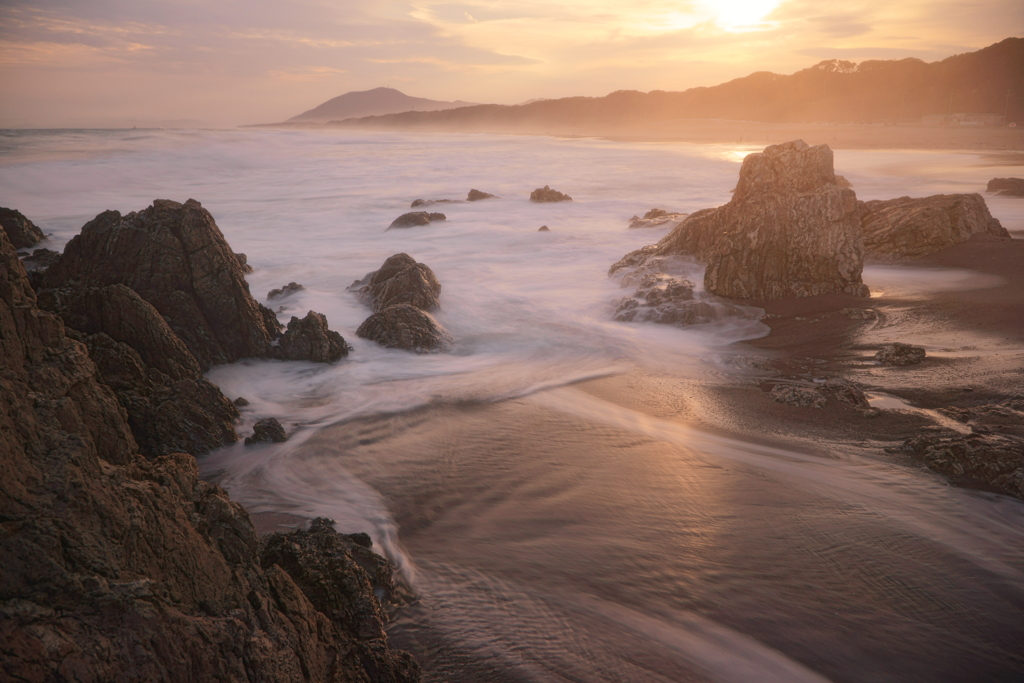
[{"xmin": 286, "ymin": 86, "xmax": 478, "ymax": 123}]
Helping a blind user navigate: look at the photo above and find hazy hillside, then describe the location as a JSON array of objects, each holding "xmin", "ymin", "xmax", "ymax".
[
  {"xmin": 287, "ymin": 87, "xmax": 478, "ymax": 123},
  {"xmin": 331, "ymin": 38, "xmax": 1023, "ymax": 132}
]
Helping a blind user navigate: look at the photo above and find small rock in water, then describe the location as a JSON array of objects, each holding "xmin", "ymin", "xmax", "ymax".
[
  {"xmin": 875, "ymin": 343, "xmax": 926, "ymax": 366},
  {"xmin": 387, "ymin": 211, "xmax": 446, "ymax": 230},
  {"xmin": 538, "ymin": 225, "xmax": 550, "ymax": 232},
  {"xmin": 245, "ymin": 417, "xmax": 288, "ymax": 445},
  {"xmin": 842, "ymin": 307, "xmax": 877, "ymax": 320},
  {"xmin": 987, "ymin": 177, "xmax": 1024, "ymax": 197},
  {"xmin": 350, "ymin": 253, "xmax": 441, "ymax": 312},
  {"xmin": 467, "ymin": 189, "xmax": 497, "ymax": 201},
  {"xmin": 267, "ymin": 281, "xmax": 305, "ymax": 300},
  {"xmin": 411, "ymin": 198, "xmax": 458, "ymax": 208},
  {"xmin": 628, "ymin": 209, "xmax": 688, "ymax": 230},
  {"xmin": 356, "ymin": 303, "xmax": 453, "ymax": 353},
  {"xmin": 234, "ymin": 396, "xmax": 250, "ymax": 407},
  {"xmin": 273, "ymin": 310, "xmax": 349, "ymax": 362},
  {"xmin": 530, "ymin": 185, "xmax": 572, "ymax": 202}
]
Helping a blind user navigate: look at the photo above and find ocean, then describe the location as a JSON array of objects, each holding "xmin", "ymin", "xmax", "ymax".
[{"xmin": 3, "ymin": 128, "xmax": 1024, "ymax": 681}]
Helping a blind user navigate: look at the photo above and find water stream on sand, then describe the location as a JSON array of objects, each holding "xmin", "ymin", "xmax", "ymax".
[{"xmin": 3, "ymin": 129, "xmax": 1024, "ymax": 681}]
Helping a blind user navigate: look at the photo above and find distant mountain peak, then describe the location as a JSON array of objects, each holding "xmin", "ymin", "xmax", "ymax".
[{"xmin": 286, "ymin": 88, "xmax": 479, "ymax": 123}]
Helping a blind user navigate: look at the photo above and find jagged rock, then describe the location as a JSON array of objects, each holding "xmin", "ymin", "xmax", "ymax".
[
  {"xmin": 860, "ymin": 193, "xmax": 1009, "ymax": 261},
  {"xmin": 613, "ymin": 273, "xmax": 750, "ymax": 326},
  {"xmin": 273, "ymin": 310, "xmax": 350, "ymax": 362},
  {"xmin": 19, "ymin": 247, "xmax": 60, "ymax": 274},
  {"xmin": 538, "ymin": 225, "xmax": 550, "ymax": 232},
  {"xmin": 245, "ymin": 417, "xmax": 289, "ymax": 445},
  {"xmin": 769, "ymin": 384, "xmax": 827, "ymax": 408},
  {"xmin": 938, "ymin": 397, "xmax": 1024, "ymax": 438},
  {"xmin": 875, "ymin": 343, "xmax": 926, "ymax": 366},
  {"xmin": 900, "ymin": 430, "xmax": 1024, "ymax": 500},
  {"xmin": 37, "ymin": 283, "xmax": 239, "ymax": 457},
  {"xmin": 467, "ymin": 189, "xmax": 496, "ymax": 201},
  {"xmin": 387, "ymin": 211, "xmax": 446, "ymax": 230},
  {"xmin": 0, "ymin": 206, "xmax": 46, "ymax": 249},
  {"xmin": 768, "ymin": 377, "xmax": 869, "ymax": 409},
  {"xmin": 42, "ymin": 199, "xmax": 284, "ymax": 369},
  {"xmin": 350, "ymin": 253, "xmax": 442, "ymax": 312},
  {"xmin": 612, "ymin": 141, "xmax": 868, "ymax": 300},
  {"xmin": 986, "ymin": 177, "xmax": 1024, "ymax": 196},
  {"xmin": 0, "ymin": 228, "xmax": 421, "ymax": 682},
  {"xmin": 628, "ymin": 208, "xmax": 689, "ymax": 229},
  {"xmin": 357, "ymin": 303, "xmax": 453, "ymax": 352},
  {"xmin": 530, "ymin": 185, "xmax": 572, "ymax": 202},
  {"xmin": 235, "ymin": 252, "xmax": 253, "ymax": 273},
  {"xmin": 268, "ymin": 281, "xmax": 305, "ymax": 300},
  {"xmin": 411, "ymin": 198, "xmax": 457, "ymax": 208},
  {"xmin": 234, "ymin": 396, "xmax": 250, "ymax": 407}
]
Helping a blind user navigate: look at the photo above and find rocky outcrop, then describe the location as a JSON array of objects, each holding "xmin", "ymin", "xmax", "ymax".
[
  {"xmin": 42, "ymin": 199, "xmax": 283, "ymax": 369},
  {"xmin": 628, "ymin": 209, "xmax": 688, "ymax": 230},
  {"xmin": 769, "ymin": 378, "xmax": 869, "ymax": 409},
  {"xmin": 350, "ymin": 253, "xmax": 442, "ymax": 313},
  {"xmin": 387, "ymin": 211, "xmax": 446, "ymax": 230},
  {"xmin": 613, "ymin": 270, "xmax": 752, "ymax": 326},
  {"xmin": 273, "ymin": 310, "xmax": 350, "ymax": 362},
  {"xmin": 1, "ymin": 206, "xmax": 46, "ymax": 249},
  {"xmin": 612, "ymin": 141, "xmax": 868, "ymax": 301},
  {"xmin": 268, "ymin": 281, "xmax": 305, "ymax": 300},
  {"xmin": 987, "ymin": 177, "xmax": 1024, "ymax": 196},
  {"xmin": 860, "ymin": 193, "xmax": 1009, "ymax": 261},
  {"xmin": 245, "ymin": 417, "xmax": 289, "ymax": 444},
  {"xmin": 530, "ymin": 186, "xmax": 572, "ymax": 202},
  {"xmin": 0, "ymin": 224, "xmax": 419, "ymax": 681},
  {"xmin": 467, "ymin": 189, "xmax": 496, "ymax": 201},
  {"xmin": 900, "ymin": 431, "xmax": 1024, "ymax": 500},
  {"xmin": 356, "ymin": 303, "xmax": 453, "ymax": 353},
  {"xmin": 875, "ymin": 342, "xmax": 926, "ymax": 366},
  {"xmin": 37, "ymin": 283, "xmax": 239, "ymax": 457}
]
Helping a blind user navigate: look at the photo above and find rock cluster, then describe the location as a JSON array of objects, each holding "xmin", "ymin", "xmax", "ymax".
[
  {"xmin": 768, "ymin": 378, "xmax": 870, "ymax": 410},
  {"xmin": 860, "ymin": 194, "xmax": 1009, "ymax": 261},
  {"xmin": 530, "ymin": 185, "xmax": 572, "ymax": 202},
  {"xmin": 987, "ymin": 177, "xmax": 1024, "ymax": 196},
  {"xmin": 0, "ymin": 206, "xmax": 46, "ymax": 248},
  {"xmin": 0, "ymin": 226, "xmax": 420, "ymax": 681},
  {"xmin": 388, "ymin": 211, "xmax": 446, "ymax": 230},
  {"xmin": 874, "ymin": 342, "xmax": 926, "ymax": 366},
  {"xmin": 268, "ymin": 281, "xmax": 305, "ymax": 299},
  {"xmin": 628, "ymin": 208, "xmax": 689, "ymax": 230}
]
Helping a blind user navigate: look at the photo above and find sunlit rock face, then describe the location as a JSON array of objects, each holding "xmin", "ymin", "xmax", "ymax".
[
  {"xmin": 614, "ymin": 140, "xmax": 869, "ymax": 300},
  {"xmin": 860, "ymin": 193, "xmax": 1009, "ymax": 262}
]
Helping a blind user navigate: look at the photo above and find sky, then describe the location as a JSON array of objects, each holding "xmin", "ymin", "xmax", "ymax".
[{"xmin": 0, "ymin": 0, "xmax": 1021, "ymax": 128}]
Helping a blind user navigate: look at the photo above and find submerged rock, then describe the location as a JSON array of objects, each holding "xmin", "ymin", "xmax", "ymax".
[
  {"xmin": 245, "ymin": 417, "xmax": 288, "ymax": 444},
  {"xmin": 860, "ymin": 193, "xmax": 1009, "ymax": 261},
  {"xmin": 411, "ymin": 198, "xmax": 458, "ymax": 208},
  {"xmin": 768, "ymin": 377, "xmax": 869, "ymax": 410},
  {"xmin": 612, "ymin": 141, "xmax": 868, "ymax": 301},
  {"xmin": 467, "ymin": 189, "xmax": 497, "ymax": 201},
  {"xmin": 900, "ymin": 429, "xmax": 1024, "ymax": 500},
  {"xmin": 350, "ymin": 252, "xmax": 442, "ymax": 312},
  {"xmin": 268, "ymin": 281, "xmax": 305, "ymax": 300},
  {"xmin": 356, "ymin": 303, "xmax": 453, "ymax": 352},
  {"xmin": 273, "ymin": 310, "xmax": 350, "ymax": 362},
  {"xmin": 628, "ymin": 208, "xmax": 689, "ymax": 230},
  {"xmin": 986, "ymin": 177, "xmax": 1024, "ymax": 196},
  {"xmin": 875, "ymin": 343, "xmax": 926, "ymax": 366},
  {"xmin": 0, "ymin": 206, "xmax": 46, "ymax": 249},
  {"xmin": 538, "ymin": 225, "xmax": 551, "ymax": 232},
  {"xmin": 388, "ymin": 211, "xmax": 446, "ymax": 230},
  {"xmin": 530, "ymin": 185, "xmax": 572, "ymax": 202}
]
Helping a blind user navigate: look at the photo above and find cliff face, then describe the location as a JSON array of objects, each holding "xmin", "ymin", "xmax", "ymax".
[{"xmin": 0, "ymin": 227, "xmax": 419, "ymax": 681}]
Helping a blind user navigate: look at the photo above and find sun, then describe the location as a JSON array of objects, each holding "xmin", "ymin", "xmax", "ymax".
[{"xmin": 703, "ymin": 0, "xmax": 781, "ymax": 31}]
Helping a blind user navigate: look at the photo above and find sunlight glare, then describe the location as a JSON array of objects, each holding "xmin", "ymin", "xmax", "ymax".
[{"xmin": 703, "ymin": 0, "xmax": 781, "ymax": 31}]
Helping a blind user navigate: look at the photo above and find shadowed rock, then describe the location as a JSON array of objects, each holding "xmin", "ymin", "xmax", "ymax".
[
  {"xmin": 875, "ymin": 342, "xmax": 926, "ymax": 366},
  {"xmin": 356, "ymin": 303, "xmax": 453, "ymax": 352},
  {"xmin": 350, "ymin": 253, "xmax": 441, "ymax": 312},
  {"xmin": 268, "ymin": 281, "xmax": 305, "ymax": 300},
  {"xmin": 245, "ymin": 417, "xmax": 288, "ymax": 444},
  {"xmin": 273, "ymin": 310, "xmax": 350, "ymax": 362},
  {"xmin": 411, "ymin": 198, "xmax": 458, "ymax": 208},
  {"xmin": 860, "ymin": 193, "xmax": 1009, "ymax": 261},
  {"xmin": 530, "ymin": 185, "xmax": 572, "ymax": 202},
  {"xmin": 611, "ymin": 141, "xmax": 868, "ymax": 301},
  {"xmin": 388, "ymin": 211, "xmax": 446, "ymax": 230},
  {"xmin": 467, "ymin": 189, "xmax": 496, "ymax": 201},
  {"xmin": 0, "ymin": 207, "xmax": 46, "ymax": 249},
  {"xmin": 986, "ymin": 177, "xmax": 1024, "ymax": 196}
]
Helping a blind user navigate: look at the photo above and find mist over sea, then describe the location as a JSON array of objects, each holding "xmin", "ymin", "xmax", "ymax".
[{"xmin": 3, "ymin": 128, "xmax": 1024, "ymax": 682}]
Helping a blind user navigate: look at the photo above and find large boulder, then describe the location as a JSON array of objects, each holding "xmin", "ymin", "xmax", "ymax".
[
  {"xmin": 387, "ymin": 211, "xmax": 446, "ymax": 230},
  {"xmin": 986, "ymin": 177, "xmax": 1024, "ymax": 196},
  {"xmin": 356, "ymin": 303, "xmax": 453, "ymax": 352},
  {"xmin": 860, "ymin": 194, "xmax": 1009, "ymax": 261},
  {"xmin": 612, "ymin": 141, "xmax": 868, "ymax": 301},
  {"xmin": 273, "ymin": 310, "xmax": 350, "ymax": 362},
  {"xmin": 0, "ymin": 207, "xmax": 46, "ymax": 249},
  {"xmin": 42, "ymin": 199, "xmax": 282, "ymax": 369},
  {"xmin": 350, "ymin": 253, "xmax": 442, "ymax": 312}
]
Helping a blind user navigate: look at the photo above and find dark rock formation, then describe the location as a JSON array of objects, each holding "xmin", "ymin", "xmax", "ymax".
[
  {"xmin": 900, "ymin": 430, "xmax": 1024, "ymax": 500},
  {"xmin": 939, "ymin": 397, "xmax": 1024, "ymax": 438},
  {"xmin": 875, "ymin": 342, "xmax": 926, "ymax": 366},
  {"xmin": 769, "ymin": 378, "xmax": 869, "ymax": 409},
  {"xmin": 410, "ymin": 199, "xmax": 458, "ymax": 208},
  {"xmin": 387, "ymin": 211, "xmax": 446, "ymax": 230},
  {"xmin": 350, "ymin": 253, "xmax": 442, "ymax": 312},
  {"xmin": 268, "ymin": 281, "xmax": 305, "ymax": 300},
  {"xmin": 37, "ymin": 283, "xmax": 239, "ymax": 457},
  {"xmin": 530, "ymin": 185, "xmax": 572, "ymax": 202},
  {"xmin": 42, "ymin": 199, "xmax": 284, "ymax": 369},
  {"xmin": 0, "ymin": 206, "xmax": 46, "ymax": 248},
  {"xmin": 273, "ymin": 310, "xmax": 350, "ymax": 362},
  {"xmin": 612, "ymin": 141, "xmax": 868, "ymax": 301},
  {"xmin": 467, "ymin": 189, "xmax": 496, "ymax": 201},
  {"xmin": 19, "ymin": 247, "xmax": 60, "ymax": 274},
  {"xmin": 628, "ymin": 208, "xmax": 689, "ymax": 230},
  {"xmin": 860, "ymin": 194, "xmax": 1009, "ymax": 261},
  {"xmin": 234, "ymin": 396, "xmax": 250, "ymax": 407},
  {"xmin": 245, "ymin": 417, "xmax": 288, "ymax": 444},
  {"xmin": 235, "ymin": 252, "xmax": 254, "ymax": 273},
  {"xmin": 356, "ymin": 303, "xmax": 453, "ymax": 352},
  {"xmin": 986, "ymin": 177, "xmax": 1024, "ymax": 196},
  {"xmin": 0, "ymin": 227, "xmax": 420, "ymax": 681},
  {"xmin": 538, "ymin": 225, "xmax": 550, "ymax": 232},
  {"xmin": 769, "ymin": 384, "xmax": 826, "ymax": 408}
]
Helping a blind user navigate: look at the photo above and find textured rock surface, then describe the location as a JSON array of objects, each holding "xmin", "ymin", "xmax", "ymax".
[
  {"xmin": 42, "ymin": 199, "xmax": 283, "ymax": 369},
  {"xmin": 875, "ymin": 342, "xmax": 926, "ymax": 366},
  {"xmin": 900, "ymin": 429, "xmax": 1024, "ymax": 500},
  {"xmin": 860, "ymin": 193, "xmax": 1009, "ymax": 261},
  {"xmin": 628, "ymin": 208, "xmax": 689, "ymax": 230},
  {"xmin": 613, "ymin": 141, "xmax": 868, "ymax": 301},
  {"xmin": 530, "ymin": 185, "xmax": 572, "ymax": 202},
  {"xmin": 351, "ymin": 253, "xmax": 442, "ymax": 313},
  {"xmin": 769, "ymin": 384, "xmax": 826, "ymax": 408},
  {"xmin": 273, "ymin": 310, "xmax": 350, "ymax": 362},
  {"xmin": 0, "ymin": 206, "xmax": 46, "ymax": 249},
  {"xmin": 0, "ymin": 227, "xmax": 420, "ymax": 682},
  {"xmin": 246, "ymin": 417, "xmax": 289, "ymax": 445},
  {"xmin": 768, "ymin": 378, "xmax": 869, "ymax": 409},
  {"xmin": 356, "ymin": 303, "xmax": 453, "ymax": 352},
  {"xmin": 987, "ymin": 177, "xmax": 1024, "ymax": 196},
  {"xmin": 387, "ymin": 211, "xmax": 446, "ymax": 230},
  {"xmin": 268, "ymin": 281, "xmax": 305, "ymax": 300},
  {"xmin": 467, "ymin": 189, "xmax": 496, "ymax": 201},
  {"xmin": 613, "ymin": 272, "xmax": 753, "ymax": 326}
]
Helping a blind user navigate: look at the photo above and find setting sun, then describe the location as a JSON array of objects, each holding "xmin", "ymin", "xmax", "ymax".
[{"xmin": 704, "ymin": 0, "xmax": 781, "ymax": 30}]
